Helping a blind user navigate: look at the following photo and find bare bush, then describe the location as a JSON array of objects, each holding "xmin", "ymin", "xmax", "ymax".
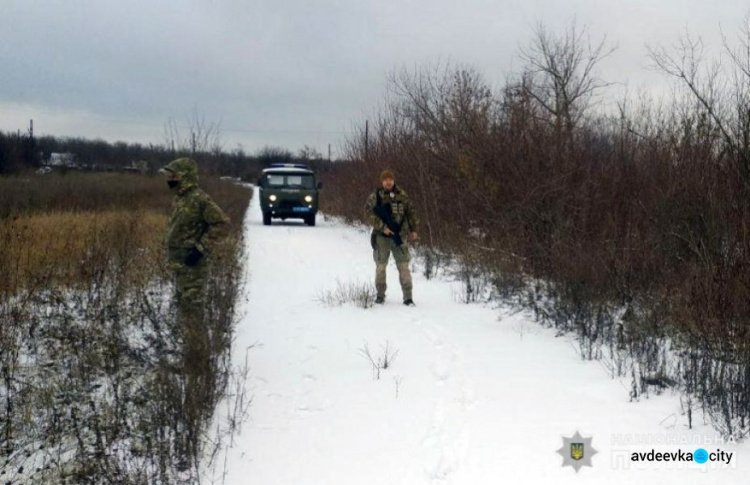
[
  {"xmin": 359, "ymin": 342, "xmax": 400, "ymax": 380},
  {"xmin": 317, "ymin": 280, "xmax": 377, "ymax": 309}
]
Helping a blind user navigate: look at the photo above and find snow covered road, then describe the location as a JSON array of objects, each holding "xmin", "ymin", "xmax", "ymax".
[{"xmin": 220, "ymin": 194, "xmax": 748, "ymax": 484}]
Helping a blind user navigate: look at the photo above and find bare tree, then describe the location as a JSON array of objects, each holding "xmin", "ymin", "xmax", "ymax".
[
  {"xmin": 649, "ymin": 16, "xmax": 750, "ymax": 189},
  {"xmin": 163, "ymin": 116, "xmax": 182, "ymax": 155},
  {"xmin": 298, "ymin": 145, "xmax": 323, "ymax": 162},
  {"xmin": 722, "ymin": 15, "xmax": 750, "ymax": 186},
  {"xmin": 187, "ymin": 108, "xmax": 223, "ymax": 156},
  {"xmin": 519, "ymin": 21, "xmax": 616, "ymax": 137},
  {"xmin": 163, "ymin": 108, "xmax": 223, "ymax": 158},
  {"xmin": 256, "ymin": 146, "xmax": 293, "ymax": 167}
]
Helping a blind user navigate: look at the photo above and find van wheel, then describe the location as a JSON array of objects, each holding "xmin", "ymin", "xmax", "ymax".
[
  {"xmin": 305, "ymin": 214, "xmax": 316, "ymax": 226},
  {"xmin": 263, "ymin": 212, "xmax": 272, "ymax": 226}
]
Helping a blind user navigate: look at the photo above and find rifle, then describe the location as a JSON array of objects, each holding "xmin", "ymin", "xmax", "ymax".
[{"xmin": 373, "ymin": 202, "xmax": 404, "ymax": 246}]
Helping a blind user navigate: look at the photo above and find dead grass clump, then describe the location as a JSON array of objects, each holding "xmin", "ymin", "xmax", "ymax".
[
  {"xmin": 318, "ymin": 280, "xmax": 377, "ymax": 309},
  {"xmin": 2, "ymin": 210, "xmax": 167, "ymax": 293}
]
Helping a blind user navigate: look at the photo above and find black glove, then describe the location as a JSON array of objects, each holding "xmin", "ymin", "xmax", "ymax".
[{"xmin": 184, "ymin": 248, "xmax": 204, "ymax": 267}]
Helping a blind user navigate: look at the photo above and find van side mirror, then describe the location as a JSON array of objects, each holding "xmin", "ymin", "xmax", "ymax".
[
  {"xmin": 257, "ymin": 178, "xmax": 263, "ymax": 187},
  {"xmin": 317, "ymin": 182, "xmax": 323, "ymax": 189}
]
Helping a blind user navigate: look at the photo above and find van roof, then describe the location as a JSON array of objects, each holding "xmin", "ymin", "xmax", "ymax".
[{"xmin": 262, "ymin": 167, "xmax": 314, "ymax": 175}]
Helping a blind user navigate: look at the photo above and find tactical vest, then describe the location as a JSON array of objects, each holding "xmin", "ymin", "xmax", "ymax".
[{"xmin": 376, "ymin": 187, "xmax": 407, "ymax": 224}]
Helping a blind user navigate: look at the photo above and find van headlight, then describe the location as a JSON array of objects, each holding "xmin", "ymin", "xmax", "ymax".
[
  {"xmin": 269, "ymin": 194, "xmax": 277, "ymax": 201},
  {"xmin": 304, "ymin": 195, "xmax": 313, "ymax": 202}
]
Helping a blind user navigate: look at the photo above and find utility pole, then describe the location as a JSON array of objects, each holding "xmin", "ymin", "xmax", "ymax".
[
  {"xmin": 26, "ymin": 119, "xmax": 36, "ymax": 167},
  {"xmin": 328, "ymin": 143, "xmax": 331, "ymax": 162}
]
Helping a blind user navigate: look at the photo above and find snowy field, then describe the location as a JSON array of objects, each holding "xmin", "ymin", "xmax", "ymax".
[{"xmin": 219, "ymin": 195, "xmax": 749, "ymax": 484}]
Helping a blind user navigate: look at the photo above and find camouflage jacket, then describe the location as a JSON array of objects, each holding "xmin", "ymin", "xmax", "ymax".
[
  {"xmin": 163, "ymin": 158, "xmax": 230, "ymax": 264},
  {"xmin": 364, "ymin": 185, "xmax": 419, "ymax": 237}
]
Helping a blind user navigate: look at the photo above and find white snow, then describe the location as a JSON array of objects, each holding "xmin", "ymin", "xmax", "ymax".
[{"xmin": 219, "ymin": 195, "xmax": 749, "ymax": 484}]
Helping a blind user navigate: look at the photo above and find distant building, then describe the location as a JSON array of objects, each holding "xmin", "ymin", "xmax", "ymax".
[
  {"xmin": 128, "ymin": 160, "xmax": 150, "ymax": 173},
  {"xmin": 47, "ymin": 152, "xmax": 76, "ymax": 167}
]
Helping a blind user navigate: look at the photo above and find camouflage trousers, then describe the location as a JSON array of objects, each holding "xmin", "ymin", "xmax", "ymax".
[
  {"xmin": 172, "ymin": 257, "xmax": 211, "ymax": 376},
  {"xmin": 171, "ymin": 256, "xmax": 212, "ymax": 452},
  {"xmin": 173, "ymin": 260, "xmax": 208, "ymax": 326},
  {"xmin": 373, "ymin": 233, "xmax": 413, "ymax": 300}
]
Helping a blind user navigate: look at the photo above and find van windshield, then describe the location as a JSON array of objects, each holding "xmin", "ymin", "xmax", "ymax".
[{"xmin": 264, "ymin": 173, "xmax": 315, "ymax": 189}]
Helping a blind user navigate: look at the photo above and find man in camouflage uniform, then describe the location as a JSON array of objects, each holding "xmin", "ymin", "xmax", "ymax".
[
  {"xmin": 365, "ymin": 169, "xmax": 419, "ymax": 305},
  {"xmin": 162, "ymin": 157, "xmax": 229, "ymax": 468},
  {"xmin": 162, "ymin": 158, "xmax": 230, "ymax": 331}
]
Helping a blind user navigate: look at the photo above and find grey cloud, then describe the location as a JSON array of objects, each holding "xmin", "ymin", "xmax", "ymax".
[{"xmin": 1, "ymin": 0, "xmax": 748, "ymax": 153}]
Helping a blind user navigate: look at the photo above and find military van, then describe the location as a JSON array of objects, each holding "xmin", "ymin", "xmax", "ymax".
[{"xmin": 257, "ymin": 164, "xmax": 321, "ymax": 226}]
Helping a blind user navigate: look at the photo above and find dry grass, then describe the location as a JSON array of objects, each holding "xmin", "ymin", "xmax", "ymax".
[
  {"xmin": 0, "ymin": 173, "xmax": 172, "ymax": 217},
  {"xmin": 2, "ymin": 210, "xmax": 167, "ymax": 293},
  {"xmin": 317, "ymin": 279, "xmax": 377, "ymax": 309}
]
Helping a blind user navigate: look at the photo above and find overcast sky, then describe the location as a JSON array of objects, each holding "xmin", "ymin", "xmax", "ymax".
[{"xmin": 1, "ymin": 0, "xmax": 748, "ymax": 157}]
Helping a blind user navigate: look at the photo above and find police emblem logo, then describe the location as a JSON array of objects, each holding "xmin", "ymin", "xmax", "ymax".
[{"xmin": 557, "ymin": 431, "xmax": 597, "ymax": 472}]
